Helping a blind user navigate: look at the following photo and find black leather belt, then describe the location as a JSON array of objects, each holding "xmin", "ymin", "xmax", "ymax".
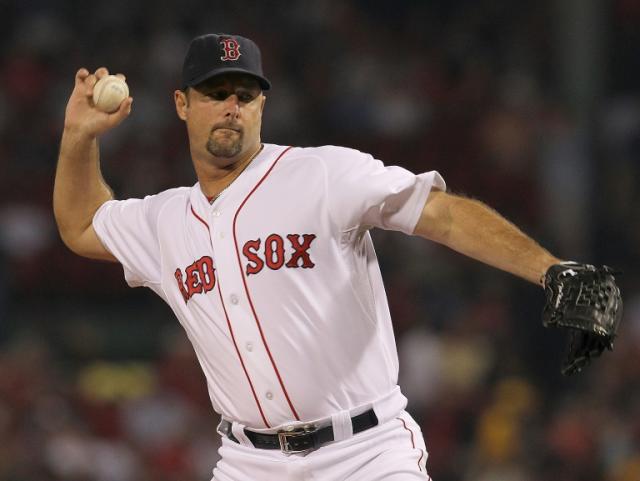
[{"xmin": 219, "ymin": 409, "xmax": 379, "ymax": 453}]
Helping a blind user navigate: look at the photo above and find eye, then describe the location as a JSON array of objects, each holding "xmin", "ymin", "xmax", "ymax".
[
  {"xmin": 209, "ymin": 90, "xmax": 231, "ymax": 101},
  {"xmin": 237, "ymin": 91, "xmax": 258, "ymax": 103}
]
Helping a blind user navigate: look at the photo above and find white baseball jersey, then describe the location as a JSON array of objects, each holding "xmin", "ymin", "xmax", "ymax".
[{"xmin": 93, "ymin": 143, "xmax": 445, "ymax": 431}]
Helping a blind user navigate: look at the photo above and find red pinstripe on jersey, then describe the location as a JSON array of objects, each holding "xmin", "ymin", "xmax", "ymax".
[
  {"xmin": 189, "ymin": 202, "xmax": 271, "ymax": 428},
  {"xmin": 190, "ymin": 205, "xmax": 209, "ymax": 232},
  {"xmin": 232, "ymin": 146, "xmax": 301, "ymax": 422},
  {"xmin": 216, "ymin": 272, "xmax": 271, "ymax": 428}
]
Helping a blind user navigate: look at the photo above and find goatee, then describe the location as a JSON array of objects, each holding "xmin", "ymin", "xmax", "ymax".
[
  {"xmin": 207, "ymin": 137, "xmax": 243, "ymax": 158},
  {"xmin": 207, "ymin": 126, "xmax": 244, "ymax": 158}
]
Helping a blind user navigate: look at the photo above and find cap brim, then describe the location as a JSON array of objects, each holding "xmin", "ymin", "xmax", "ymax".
[{"xmin": 184, "ymin": 67, "xmax": 271, "ymax": 90}]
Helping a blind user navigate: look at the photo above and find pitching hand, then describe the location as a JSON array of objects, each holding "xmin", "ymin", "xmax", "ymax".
[{"xmin": 64, "ymin": 67, "xmax": 132, "ymax": 137}]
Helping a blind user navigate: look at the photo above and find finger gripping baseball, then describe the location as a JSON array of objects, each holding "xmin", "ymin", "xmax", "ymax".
[
  {"xmin": 542, "ymin": 262, "xmax": 623, "ymax": 375},
  {"xmin": 93, "ymin": 75, "xmax": 129, "ymax": 113}
]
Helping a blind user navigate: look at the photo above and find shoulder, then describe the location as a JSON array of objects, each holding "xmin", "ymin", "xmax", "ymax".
[
  {"xmin": 107, "ymin": 186, "xmax": 192, "ymax": 218},
  {"xmin": 148, "ymin": 186, "xmax": 191, "ymax": 202},
  {"xmin": 291, "ymin": 145, "xmax": 368, "ymax": 159},
  {"xmin": 282, "ymin": 145, "xmax": 375, "ymax": 169},
  {"xmin": 150, "ymin": 186, "xmax": 193, "ymax": 216},
  {"xmin": 266, "ymin": 145, "xmax": 383, "ymax": 184},
  {"xmin": 138, "ymin": 186, "xmax": 191, "ymax": 207}
]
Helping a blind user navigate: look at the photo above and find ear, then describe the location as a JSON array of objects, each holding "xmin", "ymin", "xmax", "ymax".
[
  {"xmin": 174, "ymin": 90, "xmax": 188, "ymax": 121},
  {"xmin": 259, "ymin": 94, "xmax": 266, "ymax": 114}
]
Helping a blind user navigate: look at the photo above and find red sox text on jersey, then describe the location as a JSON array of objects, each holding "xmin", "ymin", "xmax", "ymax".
[{"xmin": 175, "ymin": 233, "xmax": 317, "ymax": 302}]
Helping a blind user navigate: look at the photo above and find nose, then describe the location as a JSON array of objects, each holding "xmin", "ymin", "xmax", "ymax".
[{"xmin": 224, "ymin": 94, "xmax": 240, "ymax": 119}]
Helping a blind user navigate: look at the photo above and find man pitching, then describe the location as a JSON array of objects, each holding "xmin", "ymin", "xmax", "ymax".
[{"xmin": 53, "ymin": 33, "xmax": 621, "ymax": 480}]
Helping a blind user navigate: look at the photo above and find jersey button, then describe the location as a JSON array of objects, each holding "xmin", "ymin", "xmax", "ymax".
[
  {"xmin": 245, "ymin": 342, "xmax": 253, "ymax": 352},
  {"xmin": 265, "ymin": 391, "xmax": 273, "ymax": 400},
  {"xmin": 219, "ymin": 231, "xmax": 225, "ymax": 239},
  {"xmin": 230, "ymin": 294, "xmax": 239, "ymax": 305},
  {"xmin": 212, "ymin": 211, "xmax": 221, "ymax": 217}
]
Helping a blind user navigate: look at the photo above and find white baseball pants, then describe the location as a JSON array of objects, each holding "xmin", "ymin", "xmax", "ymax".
[{"xmin": 211, "ymin": 410, "xmax": 430, "ymax": 481}]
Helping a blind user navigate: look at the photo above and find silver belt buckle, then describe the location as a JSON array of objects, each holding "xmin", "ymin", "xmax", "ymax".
[{"xmin": 277, "ymin": 424, "xmax": 316, "ymax": 454}]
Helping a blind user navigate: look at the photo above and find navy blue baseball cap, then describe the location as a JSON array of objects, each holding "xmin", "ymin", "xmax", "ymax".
[{"xmin": 181, "ymin": 33, "xmax": 271, "ymax": 90}]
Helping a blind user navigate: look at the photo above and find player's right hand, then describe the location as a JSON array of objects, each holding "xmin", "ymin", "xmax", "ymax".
[{"xmin": 63, "ymin": 67, "xmax": 133, "ymax": 137}]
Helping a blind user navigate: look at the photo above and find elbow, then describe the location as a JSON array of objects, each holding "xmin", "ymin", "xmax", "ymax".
[
  {"xmin": 56, "ymin": 225, "xmax": 83, "ymax": 256},
  {"xmin": 54, "ymin": 214, "xmax": 90, "ymax": 257},
  {"xmin": 53, "ymin": 210, "xmax": 74, "ymax": 252}
]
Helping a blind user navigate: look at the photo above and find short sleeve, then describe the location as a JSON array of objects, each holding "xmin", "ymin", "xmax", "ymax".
[
  {"xmin": 321, "ymin": 147, "xmax": 446, "ymax": 234},
  {"xmin": 92, "ymin": 196, "xmax": 162, "ymax": 288}
]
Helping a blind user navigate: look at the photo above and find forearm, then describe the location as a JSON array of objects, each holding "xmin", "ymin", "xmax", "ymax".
[
  {"xmin": 53, "ymin": 128, "xmax": 113, "ymax": 245},
  {"xmin": 416, "ymin": 192, "xmax": 561, "ymax": 286}
]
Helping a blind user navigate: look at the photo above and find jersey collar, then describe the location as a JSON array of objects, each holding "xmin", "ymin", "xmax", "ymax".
[{"xmin": 189, "ymin": 143, "xmax": 282, "ymax": 213}]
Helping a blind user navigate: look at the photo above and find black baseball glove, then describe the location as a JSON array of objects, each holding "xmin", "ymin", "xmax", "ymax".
[{"xmin": 542, "ymin": 262, "xmax": 623, "ymax": 376}]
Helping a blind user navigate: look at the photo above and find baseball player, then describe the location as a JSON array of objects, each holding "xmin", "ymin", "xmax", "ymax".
[{"xmin": 53, "ymin": 33, "xmax": 621, "ymax": 480}]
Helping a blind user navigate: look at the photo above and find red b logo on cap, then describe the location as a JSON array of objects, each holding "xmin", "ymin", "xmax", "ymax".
[{"xmin": 220, "ymin": 38, "xmax": 241, "ymax": 61}]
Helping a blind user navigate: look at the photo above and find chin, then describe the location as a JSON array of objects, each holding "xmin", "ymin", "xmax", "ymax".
[{"xmin": 206, "ymin": 140, "xmax": 243, "ymax": 159}]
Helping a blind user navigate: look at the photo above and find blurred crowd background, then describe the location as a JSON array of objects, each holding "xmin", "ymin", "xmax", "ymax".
[{"xmin": 1, "ymin": 0, "xmax": 639, "ymax": 480}]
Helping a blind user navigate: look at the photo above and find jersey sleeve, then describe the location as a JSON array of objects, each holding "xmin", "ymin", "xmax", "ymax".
[
  {"xmin": 92, "ymin": 195, "xmax": 162, "ymax": 288},
  {"xmin": 321, "ymin": 146, "xmax": 446, "ymax": 234}
]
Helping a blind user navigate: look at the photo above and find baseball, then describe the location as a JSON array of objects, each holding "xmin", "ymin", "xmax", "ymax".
[{"xmin": 93, "ymin": 75, "xmax": 129, "ymax": 113}]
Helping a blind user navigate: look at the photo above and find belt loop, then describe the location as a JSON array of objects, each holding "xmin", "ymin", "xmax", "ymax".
[
  {"xmin": 230, "ymin": 421, "xmax": 253, "ymax": 447},
  {"xmin": 372, "ymin": 386, "xmax": 408, "ymax": 426},
  {"xmin": 330, "ymin": 410, "xmax": 353, "ymax": 442}
]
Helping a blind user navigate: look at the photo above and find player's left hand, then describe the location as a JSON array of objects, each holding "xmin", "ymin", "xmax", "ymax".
[{"xmin": 542, "ymin": 261, "xmax": 623, "ymax": 375}]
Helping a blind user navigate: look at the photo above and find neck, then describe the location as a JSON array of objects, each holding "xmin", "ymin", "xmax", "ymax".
[{"xmin": 196, "ymin": 143, "xmax": 264, "ymax": 198}]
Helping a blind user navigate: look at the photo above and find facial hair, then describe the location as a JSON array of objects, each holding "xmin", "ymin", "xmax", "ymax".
[{"xmin": 206, "ymin": 126, "xmax": 244, "ymax": 158}]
